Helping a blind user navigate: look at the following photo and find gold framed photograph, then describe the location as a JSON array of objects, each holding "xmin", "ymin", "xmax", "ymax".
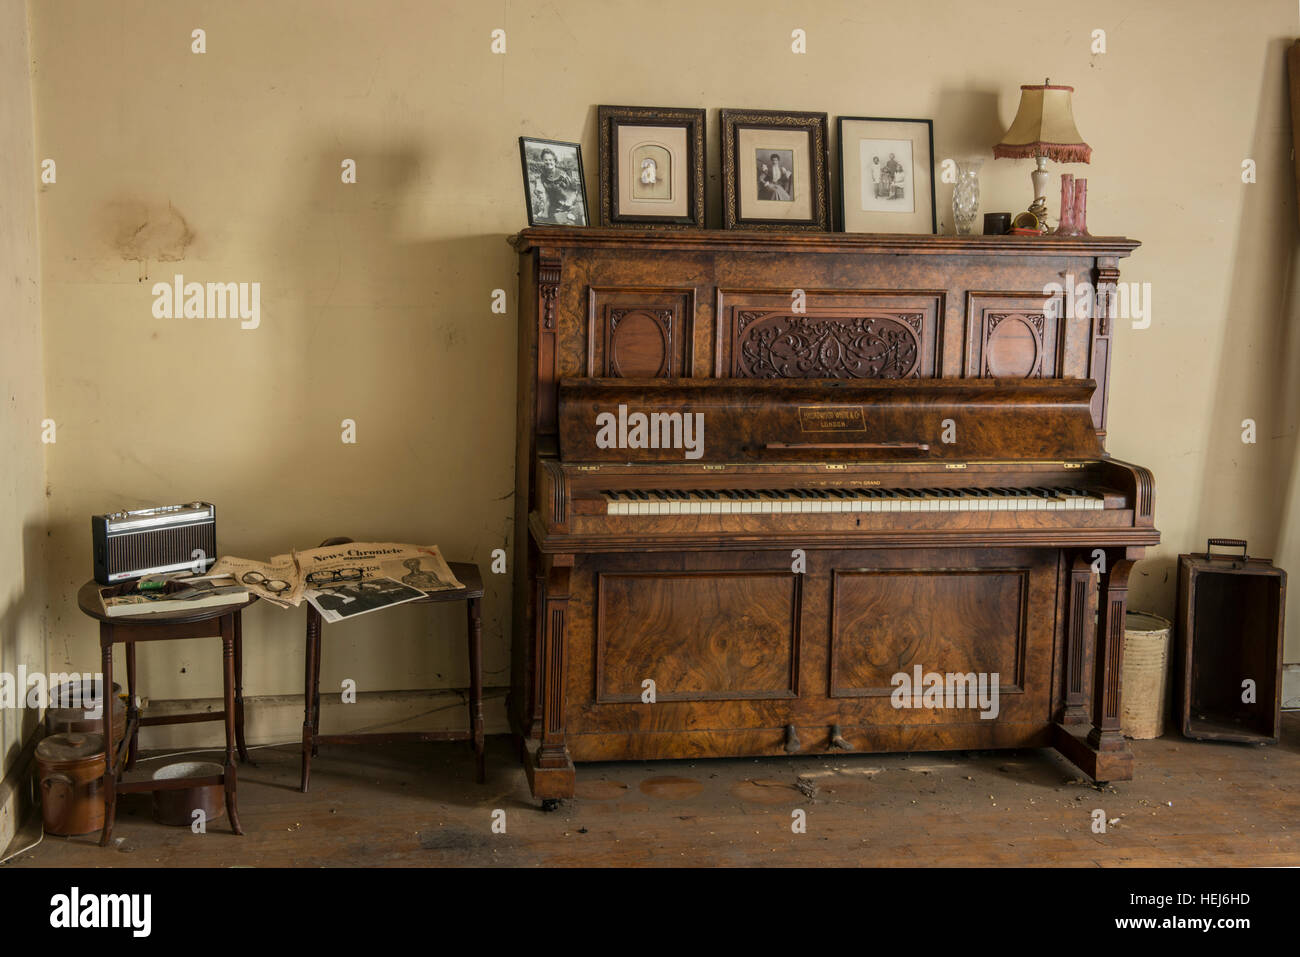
[
  {"xmin": 836, "ymin": 116, "xmax": 936, "ymax": 234},
  {"xmin": 720, "ymin": 109, "xmax": 829, "ymax": 231},
  {"xmin": 597, "ymin": 105, "xmax": 705, "ymax": 227}
]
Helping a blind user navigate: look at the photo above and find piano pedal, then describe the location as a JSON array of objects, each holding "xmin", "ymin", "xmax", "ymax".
[
  {"xmin": 829, "ymin": 724, "xmax": 851, "ymax": 750},
  {"xmin": 784, "ymin": 724, "xmax": 801, "ymax": 753}
]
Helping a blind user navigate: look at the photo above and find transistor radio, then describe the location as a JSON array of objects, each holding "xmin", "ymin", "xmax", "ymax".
[{"xmin": 91, "ymin": 503, "xmax": 217, "ymax": 584}]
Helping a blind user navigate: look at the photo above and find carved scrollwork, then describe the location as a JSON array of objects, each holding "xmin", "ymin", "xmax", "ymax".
[
  {"xmin": 538, "ymin": 258, "xmax": 561, "ymax": 330},
  {"xmin": 735, "ymin": 312, "xmax": 923, "ymax": 378}
]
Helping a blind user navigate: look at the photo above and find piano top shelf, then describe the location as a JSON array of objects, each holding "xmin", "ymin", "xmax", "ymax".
[{"xmin": 509, "ymin": 226, "xmax": 1140, "ymax": 258}]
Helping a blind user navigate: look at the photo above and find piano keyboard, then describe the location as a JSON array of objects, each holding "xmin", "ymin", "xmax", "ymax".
[{"xmin": 603, "ymin": 486, "xmax": 1105, "ymax": 515}]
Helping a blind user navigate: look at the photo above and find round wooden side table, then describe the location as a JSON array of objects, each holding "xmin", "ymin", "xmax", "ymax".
[{"xmin": 76, "ymin": 581, "xmax": 257, "ymax": 845}]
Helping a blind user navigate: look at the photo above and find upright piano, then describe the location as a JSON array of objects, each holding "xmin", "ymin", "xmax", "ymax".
[{"xmin": 509, "ymin": 227, "xmax": 1156, "ymax": 805}]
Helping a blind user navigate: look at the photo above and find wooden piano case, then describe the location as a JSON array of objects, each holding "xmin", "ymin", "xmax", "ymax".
[
  {"xmin": 510, "ymin": 227, "xmax": 1154, "ymax": 803},
  {"xmin": 1175, "ymin": 539, "xmax": 1287, "ymax": 744}
]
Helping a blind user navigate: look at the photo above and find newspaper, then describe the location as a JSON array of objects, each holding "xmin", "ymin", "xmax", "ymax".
[
  {"xmin": 206, "ymin": 553, "xmax": 302, "ymax": 607},
  {"xmin": 208, "ymin": 543, "xmax": 462, "ymax": 609}
]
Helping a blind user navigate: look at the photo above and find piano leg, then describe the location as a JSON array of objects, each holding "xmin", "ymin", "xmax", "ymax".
[
  {"xmin": 1052, "ymin": 550, "xmax": 1138, "ymax": 783},
  {"xmin": 525, "ymin": 554, "xmax": 576, "ymax": 804}
]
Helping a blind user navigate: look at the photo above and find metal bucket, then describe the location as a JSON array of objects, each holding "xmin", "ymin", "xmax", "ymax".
[{"xmin": 150, "ymin": 761, "xmax": 225, "ymax": 827}]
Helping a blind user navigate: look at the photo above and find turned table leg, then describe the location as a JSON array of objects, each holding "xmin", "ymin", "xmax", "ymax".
[
  {"xmin": 467, "ymin": 596, "xmax": 485, "ymax": 783},
  {"xmin": 234, "ymin": 610, "xmax": 251, "ymax": 764},
  {"xmin": 221, "ymin": 615, "xmax": 243, "ymax": 835},
  {"xmin": 99, "ymin": 625, "xmax": 116, "ymax": 847},
  {"xmin": 125, "ymin": 641, "xmax": 138, "ymax": 771}
]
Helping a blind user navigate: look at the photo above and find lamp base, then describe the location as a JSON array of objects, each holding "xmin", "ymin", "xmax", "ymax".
[{"xmin": 1029, "ymin": 156, "xmax": 1050, "ymax": 233}]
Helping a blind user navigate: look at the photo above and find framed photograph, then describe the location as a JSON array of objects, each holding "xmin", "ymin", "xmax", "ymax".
[
  {"xmin": 836, "ymin": 116, "xmax": 936, "ymax": 234},
  {"xmin": 597, "ymin": 105, "xmax": 705, "ymax": 227},
  {"xmin": 720, "ymin": 109, "xmax": 830, "ymax": 231},
  {"xmin": 519, "ymin": 137, "xmax": 589, "ymax": 226}
]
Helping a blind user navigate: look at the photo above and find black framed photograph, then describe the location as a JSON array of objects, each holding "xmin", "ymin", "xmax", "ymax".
[
  {"xmin": 597, "ymin": 105, "xmax": 705, "ymax": 228},
  {"xmin": 837, "ymin": 116, "xmax": 936, "ymax": 234},
  {"xmin": 720, "ymin": 109, "xmax": 830, "ymax": 231},
  {"xmin": 519, "ymin": 137, "xmax": 588, "ymax": 226}
]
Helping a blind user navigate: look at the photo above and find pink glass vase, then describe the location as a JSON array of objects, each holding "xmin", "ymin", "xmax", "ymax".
[
  {"xmin": 1056, "ymin": 175, "xmax": 1077, "ymax": 235},
  {"xmin": 1072, "ymin": 178, "xmax": 1089, "ymax": 236}
]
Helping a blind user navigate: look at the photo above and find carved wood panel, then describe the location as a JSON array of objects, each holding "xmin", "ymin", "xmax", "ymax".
[
  {"xmin": 716, "ymin": 289, "xmax": 943, "ymax": 379},
  {"xmin": 587, "ymin": 286, "xmax": 695, "ymax": 378},
  {"xmin": 964, "ymin": 291, "xmax": 1071, "ymax": 381}
]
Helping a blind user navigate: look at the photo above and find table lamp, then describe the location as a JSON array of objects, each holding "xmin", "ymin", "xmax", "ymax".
[{"xmin": 993, "ymin": 79, "xmax": 1091, "ymax": 232}]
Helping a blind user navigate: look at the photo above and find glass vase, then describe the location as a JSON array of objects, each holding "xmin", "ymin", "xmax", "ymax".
[{"xmin": 953, "ymin": 159, "xmax": 983, "ymax": 236}]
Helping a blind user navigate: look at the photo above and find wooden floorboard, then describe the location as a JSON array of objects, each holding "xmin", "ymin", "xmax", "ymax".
[{"xmin": 5, "ymin": 713, "xmax": 1297, "ymax": 867}]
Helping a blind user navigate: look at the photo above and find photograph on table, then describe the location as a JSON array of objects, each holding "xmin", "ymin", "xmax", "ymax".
[
  {"xmin": 597, "ymin": 105, "xmax": 705, "ymax": 227},
  {"xmin": 837, "ymin": 116, "xmax": 935, "ymax": 234},
  {"xmin": 519, "ymin": 137, "xmax": 589, "ymax": 226},
  {"xmin": 720, "ymin": 109, "xmax": 830, "ymax": 230},
  {"xmin": 303, "ymin": 577, "xmax": 425, "ymax": 623}
]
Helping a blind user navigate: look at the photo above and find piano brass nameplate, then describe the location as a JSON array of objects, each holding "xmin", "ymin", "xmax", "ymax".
[{"xmin": 798, "ymin": 406, "xmax": 867, "ymax": 432}]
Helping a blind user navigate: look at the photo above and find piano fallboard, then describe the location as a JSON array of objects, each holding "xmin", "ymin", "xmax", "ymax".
[{"xmin": 559, "ymin": 377, "xmax": 1105, "ymax": 463}]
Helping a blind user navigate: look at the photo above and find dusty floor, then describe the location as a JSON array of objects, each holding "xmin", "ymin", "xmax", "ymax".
[{"xmin": 6, "ymin": 715, "xmax": 1298, "ymax": 867}]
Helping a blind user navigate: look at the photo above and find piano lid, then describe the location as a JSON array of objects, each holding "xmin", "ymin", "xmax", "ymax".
[{"xmin": 557, "ymin": 377, "xmax": 1105, "ymax": 464}]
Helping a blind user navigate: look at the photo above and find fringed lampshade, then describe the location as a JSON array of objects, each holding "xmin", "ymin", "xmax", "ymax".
[{"xmin": 993, "ymin": 80, "xmax": 1091, "ymax": 231}]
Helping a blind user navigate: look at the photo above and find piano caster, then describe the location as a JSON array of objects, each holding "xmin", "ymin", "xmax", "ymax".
[
  {"xmin": 540, "ymin": 798, "xmax": 562, "ymax": 813},
  {"xmin": 784, "ymin": 724, "xmax": 801, "ymax": 754},
  {"xmin": 829, "ymin": 724, "xmax": 851, "ymax": 750}
]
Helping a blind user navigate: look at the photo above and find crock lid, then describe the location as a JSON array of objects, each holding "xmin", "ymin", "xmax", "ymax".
[{"xmin": 36, "ymin": 732, "xmax": 105, "ymax": 762}]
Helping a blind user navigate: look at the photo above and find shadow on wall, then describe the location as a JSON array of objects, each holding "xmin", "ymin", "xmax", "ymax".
[
  {"xmin": 0, "ymin": 522, "xmax": 48, "ymax": 774},
  {"xmin": 238, "ymin": 144, "xmax": 517, "ymax": 696},
  {"xmin": 1195, "ymin": 37, "xmax": 1300, "ymax": 584},
  {"xmin": 933, "ymin": 88, "xmax": 1004, "ymax": 233},
  {"xmin": 46, "ymin": 143, "xmax": 519, "ymax": 707}
]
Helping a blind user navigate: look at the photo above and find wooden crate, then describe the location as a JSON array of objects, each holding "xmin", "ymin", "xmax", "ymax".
[{"xmin": 1175, "ymin": 539, "xmax": 1286, "ymax": 744}]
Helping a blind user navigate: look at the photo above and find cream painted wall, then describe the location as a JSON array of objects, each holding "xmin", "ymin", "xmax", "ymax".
[
  {"xmin": 26, "ymin": 0, "xmax": 1300, "ymax": 744},
  {"xmin": 1, "ymin": 0, "xmax": 47, "ymax": 843}
]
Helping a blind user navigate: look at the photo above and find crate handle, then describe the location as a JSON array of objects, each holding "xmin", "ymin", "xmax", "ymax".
[{"xmin": 1206, "ymin": 538, "xmax": 1248, "ymax": 560}]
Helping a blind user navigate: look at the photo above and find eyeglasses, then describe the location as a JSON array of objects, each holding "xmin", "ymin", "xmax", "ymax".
[
  {"xmin": 305, "ymin": 567, "xmax": 364, "ymax": 586},
  {"xmin": 241, "ymin": 571, "xmax": 290, "ymax": 594}
]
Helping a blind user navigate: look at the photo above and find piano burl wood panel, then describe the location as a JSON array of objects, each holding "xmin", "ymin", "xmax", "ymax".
[
  {"xmin": 594, "ymin": 570, "xmax": 800, "ymax": 702},
  {"xmin": 829, "ymin": 567, "xmax": 1032, "ymax": 698},
  {"xmin": 509, "ymin": 227, "xmax": 1154, "ymax": 804}
]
